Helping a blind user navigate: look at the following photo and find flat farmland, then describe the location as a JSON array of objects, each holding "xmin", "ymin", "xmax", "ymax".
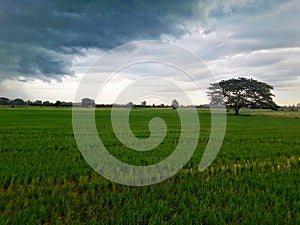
[{"xmin": 0, "ymin": 108, "xmax": 299, "ymax": 224}]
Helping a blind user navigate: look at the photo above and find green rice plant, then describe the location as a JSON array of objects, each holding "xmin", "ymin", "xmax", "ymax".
[{"xmin": 0, "ymin": 108, "xmax": 299, "ymax": 224}]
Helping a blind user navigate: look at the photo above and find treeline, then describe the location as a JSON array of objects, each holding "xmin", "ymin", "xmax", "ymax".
[
  {"xmin": 0, "ymin": 97, "xmax": 73, "ymax": 107},
  {"xmin": 279, "ymin": 104, "xmax": 300, "ymax": 112},
  {"xmin": 0, "ymin": 97, "xmax": 211, "ymax": 108}
]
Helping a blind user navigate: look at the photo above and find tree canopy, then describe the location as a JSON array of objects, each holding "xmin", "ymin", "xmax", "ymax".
[
  {"xmin": 171, "ymin": 99, "xmax": 179, "ymax": 110},
  {"xmin": 208, "ymin": 77, "xmax": 278, "ymax": 115}
]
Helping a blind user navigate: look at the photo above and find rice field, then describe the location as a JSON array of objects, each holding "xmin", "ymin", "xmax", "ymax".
[{"xmin": 0, "ymin": 108, "xmax": 299, "ymax": 224}]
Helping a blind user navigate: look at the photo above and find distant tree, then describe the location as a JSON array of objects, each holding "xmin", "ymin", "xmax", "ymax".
[
  {"xmin": 12, "ymin": 98, "xmax": 26, "ymax": 106},
  {"xmin": 0, "ymin": 97, "xmax": 11, "ymax": 105},
  {"xmin": 54, "ymin": 100, "xmax": 62, "ymax": 107},
  {"xmin": 29, "ymin": 100, "xmax": 42, "ymax": 106},
  {"xmin": 126, "ymin": 102, "xmax": 134, "ymax": 108},
  {"xmin": 141, "ymin": 101, "xmax": 146, "ymax": 107},
  {"xmin": 208, "ymin": 77, "xmax": 278, "ymax": 115},
  {"xmin": 60, "ymin": 102, "xmax": 73, "ymax": 107},
  {"xmin": 43, "ymin": 101, "xmax": 54, "ymax": 106},
  {"xmin": 171, "ymin": 99, "xmax": 179, "ymax": 110}
]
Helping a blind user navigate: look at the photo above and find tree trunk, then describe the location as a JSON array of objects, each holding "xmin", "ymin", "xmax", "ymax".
[{"xmin": 234, "ymin": 107, "xmax": 240, "ymax": 115}]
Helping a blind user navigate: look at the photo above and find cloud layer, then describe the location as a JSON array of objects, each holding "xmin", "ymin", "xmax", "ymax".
[
  {"xmin": 1, "ymin": 0, "xmax": 297, "ymax": 82},
  {"xmin": 1, "ymin": 0, "xmax": 299, "ymax": 105},
  {"xmin": 0, "ymin": 0, "xmax": 217, "ymax": 81}
]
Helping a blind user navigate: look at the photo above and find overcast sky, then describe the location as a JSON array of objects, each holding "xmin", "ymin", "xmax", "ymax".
[{"xmin": 0, "ymin": 0, "xmax": 299, "ymax": 105}]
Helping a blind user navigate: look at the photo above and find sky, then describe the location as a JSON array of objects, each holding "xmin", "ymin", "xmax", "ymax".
[{"xmin": 0, "ymin": 0, "xmax": 299, "ymax": 105}]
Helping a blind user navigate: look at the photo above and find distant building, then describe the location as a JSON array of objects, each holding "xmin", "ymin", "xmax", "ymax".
[
  {"xmin": 297, "ymin": 103, "xmax": 300, "ymax": 108},
  {"xmin": 81, "ymin": 98, "xmax": 95, "ymax": 108}
]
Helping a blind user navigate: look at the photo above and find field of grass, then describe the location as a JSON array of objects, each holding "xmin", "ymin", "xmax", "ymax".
[
  {"xmin": 241, "ymin": 109, "xmax": 300, "ymax": 118},
  {"xmin": 0, "ymin": 108, "xmax": 299, "ymax": 224}
]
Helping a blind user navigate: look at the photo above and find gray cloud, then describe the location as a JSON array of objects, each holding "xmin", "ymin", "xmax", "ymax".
[
  {"xmin": 208, "ymin": 47, "xmax": 300, "ymax": 89},
  {"xmin": 218, "ymin": 0, "xmax": 300, "ymax": 51},
  {"xmin": 1, "ymin": 0, "xmax": 298, "ymax": 87},
  {"xmin": 175, "ymin": 0, "xmax": 299, "ymax": 65},
  {"xmin": 0, "ymin": 0, "xmax": 216, "ymax": 81}
]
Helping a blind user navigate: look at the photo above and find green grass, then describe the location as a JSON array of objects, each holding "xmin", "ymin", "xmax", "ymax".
[
  {"xmin": 240, "ymin": 109, "xmax": 300, "ymax": 118},
  {"xmin": 0, "ymin": 108, "xmax": 299, "ymax": 224}
]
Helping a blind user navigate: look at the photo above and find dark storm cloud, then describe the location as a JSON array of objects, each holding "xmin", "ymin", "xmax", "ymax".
[{"xmin": 0, "ymin": 0, "xmax": 214, "ymax": 81}]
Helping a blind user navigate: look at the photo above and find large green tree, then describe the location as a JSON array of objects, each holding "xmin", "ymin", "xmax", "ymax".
[{"xmin": 208, "ymin": 77, "xmax": 278, "ymax": 115}]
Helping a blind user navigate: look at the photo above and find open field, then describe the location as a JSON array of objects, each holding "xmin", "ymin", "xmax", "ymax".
[
  {"xmin": 227, "ymin": 109, "xmax": 300, "ymax": 119},
  {"xmin": 0, "ymin": 108, "xmax": 299, "ymax": 224}
]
